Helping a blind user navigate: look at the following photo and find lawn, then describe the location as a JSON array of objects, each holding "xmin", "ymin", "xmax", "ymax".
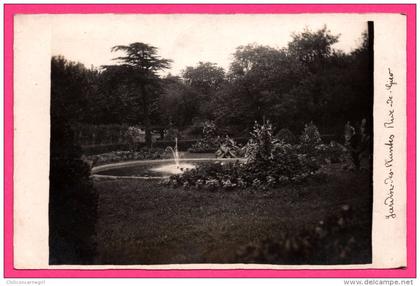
[{"xmin": 93, "ymin": 164, "xmax": 372, "ymax": 265}]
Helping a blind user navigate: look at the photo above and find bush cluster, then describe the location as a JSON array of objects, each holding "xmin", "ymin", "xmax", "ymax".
[
  {"xmin": 73, "ymin": 123, "xmax": 131, "ymax": 146},
  {"xmin": 86, "ymin": 147, "xmax": 170, "ymax": 167},
  {"xmin": 188, "ymin": 121, "xmax": 220, "ymax": 153},
  {"xmin": 188, "ymin": 141, "xmax": 219, "ymax": 153},
  {"xmin": 215, "ymin": 136, "xmax": 243, "ymax": 158},
  {"xmin": 167, "ymin": 122, "xmax": 344, "ymax": 190},
  {"xmin": 235, "ymin": 204, "xmax": 360, "ymax": 264}
]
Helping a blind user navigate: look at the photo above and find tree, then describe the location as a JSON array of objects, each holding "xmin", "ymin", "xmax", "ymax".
[
  {"xmin": 212, "ymin": 27, "xmax": 372, "ymax": 137},
  {"xmin": 50, "ymin": 57, "xmax": 98, "ymax": 264},
  {"xmin": 213, "ymin": 44, "xmax": 303, "ymax": 133},
  {"xmin": 97, "ymin": 66, "xmax": 140, "ymax": 125},
  {"xmin": 288, "ymin": 25, "xmax": 340, "ymax": 69},
  {"xmin": 182, "ymin": 62, "xmax": 225, "ymax": 119},
  {"xmin": 182, "ymin": 62, "xmax": 225, "ymax": 93},
  {"xmin": 286, "ymin": 28, "xmax": 371, "ymax": 134},
  {"xmin": 159, "ymin": 75, "xmax": 200, "ymax": 128},
  {"xmin": 51, "ymin": 56, "xmax": 99, "ymax": 124},
  {"xmin": 104, "ymin": 42, "xmax": 171, "ymax": 147}
]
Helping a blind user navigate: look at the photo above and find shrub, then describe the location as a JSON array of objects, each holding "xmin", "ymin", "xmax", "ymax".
[
  {"xmin": 299, "ymin": 122, "xmax": 322, "ymax": 154},
  {"xmin": 86, "ymin": 147, "xmax": 170, "ymax": 166},
  {"xmin": 202, "ymin": 120, "xmax": 217, "ymax": 141},
  {"xmin": 243, "ymin": 141, "xmax": 323, "ymax": 187},
  {"xmin": 49, "ymin": 119, "xmax": 98, "ymax": 264},
  {"xmin": 315, "ymin": 141, "xmax": 347, "ymax": 164},
  {"xmin": 215, "ymin": 135, "xmax": 242, "ymax": 158},
  {"xmin": 245, "ymin": 121, "xmax": 276, "ymax": 163},
  {"xmin": 169, "ymin": 122, "xmax": 341, "ymax": 191},
  {"xmin": 343, "ymin": 119, "xmax": 373, "ymax": 170},
  {"xmin": 72, "ymin": 123, "xmax": 131, "ymax": 146},
  {"xmin": 275, "ymin": 128, "xmax": 297, "ymax": 144},
  {"xmin": 126, "ymin": 126, "xmax": 145, "ymax": 150},
  {"xmin": 165, "ymin": 161, "xmax": 243, "ymax": 189},
  {"xmin": 235, "ymin": 204, "xmax": 358, "ymax": 264},
  {"xmin": 188, "ymin": 141, "xmax": 219, "ymax": 153},
  {"xmin": 188, "ymin": 120, "xmax": 220, "ymax": 153},
  {"xmin": 169, "ymin": 122, "xmax": 330, "ymax": 191}
]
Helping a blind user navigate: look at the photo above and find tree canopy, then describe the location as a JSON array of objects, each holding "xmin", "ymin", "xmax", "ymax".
[
  {"xmin": 103, "ymin": 42, "xmax": 171, "ymax": 146},
  {"xmin": 51, "ymin": 26, "xmax": 372, "ymax": 141}
]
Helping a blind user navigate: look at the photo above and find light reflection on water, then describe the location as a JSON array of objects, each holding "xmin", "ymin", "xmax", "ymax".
[{"xmin": 150, "ymin": 163, "xmax": 196, "ymax": 175}]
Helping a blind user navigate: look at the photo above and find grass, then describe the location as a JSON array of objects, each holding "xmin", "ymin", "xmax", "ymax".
[{"xmin": 93, "ymin": 164, "xmax": 372, "ymax": 265}]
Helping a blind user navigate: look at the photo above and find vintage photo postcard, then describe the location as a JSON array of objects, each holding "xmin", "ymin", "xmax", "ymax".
[{"xmin": 4, "ymin": 4, "xmax": 415, "ymax": 278}]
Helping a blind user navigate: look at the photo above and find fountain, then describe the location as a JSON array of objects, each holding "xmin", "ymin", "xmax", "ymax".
[
  {"xmin": 166, "ymin": 137, "xmax": 181, "ymax": 168},
  {"xmin": 150, "ymin": 138, "xmax": 195, "ymax": 175}
]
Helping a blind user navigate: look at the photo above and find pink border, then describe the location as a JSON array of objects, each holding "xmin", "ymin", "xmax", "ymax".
[{"xmin": 4, "ymin": 4, "xmax": 416, "ymax": 278}]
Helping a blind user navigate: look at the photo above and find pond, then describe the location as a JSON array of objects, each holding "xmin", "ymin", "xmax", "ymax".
[{"xmin": 92, "ymin": 158, "xmax": 244, "ymax": 179}]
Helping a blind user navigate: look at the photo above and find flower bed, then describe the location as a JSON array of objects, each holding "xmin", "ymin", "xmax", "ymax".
[
  {"xmin": 86, "ymin": 147, "xmax": 170, "ymax": 167},
  {"xmin": 167, "ymin": 122, "xmax": 347, "ymax": 191}
]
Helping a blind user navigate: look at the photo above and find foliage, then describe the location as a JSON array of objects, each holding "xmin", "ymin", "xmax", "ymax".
[
  {"xmin": 298, "ymin": 121, "xmax": 322, "ymax": 154},
  {"xmin": 169, "ymin": 122, "xmax": 333, "ymax": 191},
  {"xmin": 51, "ymin": 56, "xmax": 100, "ymax": 124},
  {"xmin": 315, "ymin": 141, "xmax": 348, "ymax": 164},
  {"xmin": 212, "ymin": 27, "xmax": 372, "ymax": 136},
  {"xmin": 236, "ymin": 204, "xmax": 359, "ymax": 264},
  {"xmin": 158, "ymin": 63, "xmax": 226, "ymax": 130},
  {"xmin": 53, "ymin": 26, "xmax": 372, "ymax": 147},
  {"xmin": 275, "ymin": 128, "xmax": 297, "ymax": 144},
  {"xmin": 159, "ymin": 75, "xmax": 200, "ymax": 129},
  {"xmin": 188, "ymin": 121, "xmax": 220, "ymax": 153},
  {"xmin": 183, "ymin": 62, "xmax": 225, "ymax": 93},
  {"xmin": 103, "ymin": 42, "xmax": 171, "ymax": 147},
  {"xmin": 188, "ymin": 121, "xmax": 243, "ymax": 156},
  {"xmin": 343, "ymin": 119, "xmax": 372, "ymax": 170},
  {"xmin": 288, "ymin": 26, "xmax": 340, "ymax": 67},
  {"xmin": 86, "ymin": 148, "xmax": 170, "ymax": 167},
  {"xmin": 202, "ymin": 120, "xmax": 217, "ymax": 141},
  {"xmin": 297, "ymin": 123, "xmax": 348, "ymax": 165},
  {"xmin": 213, "ymin": 44, "xmax": 302, "ymax": 131},
  {"xmin": 166, "ymin": 161, "xmax": 245, "ymax": 190},
  {"xmin": 245, "ymin": 121, "xmax": 277, "ymax": 163},
  {"xmin": 187, "ymin": 141, "xmax": 218, "ymax": 153},
  {"xmin": 73, "ymin": 123, "xmax": 130, "ymax": 146},
  {"xmin": 125, "ymin": 126, "xmax": 145, "ymax": 150},
  {"xmin": 163, "ymin": 125, "xmax": 180, "ymax": 141},
  {"xmin": 215, "ymin": 136, "xmax": 243, "ymax": 158},
  {"xmin": 182, "ymin": 62, "xmax": 226, "ymax": 119},
  {"xmin": 50, "ymin": 66, "xmax": 98, "ymax": 263}
]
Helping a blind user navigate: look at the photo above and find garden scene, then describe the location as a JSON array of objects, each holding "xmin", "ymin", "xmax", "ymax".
[{"xmin": 49, "ymin": 23, "xmax": 373, "ymax": 265}]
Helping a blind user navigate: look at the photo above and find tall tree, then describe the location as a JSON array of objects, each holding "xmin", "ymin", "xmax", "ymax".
[
  {"xmin": 213, "ymin": 44, "xmax": 303, "ymax": 133},
  {"xmin": 51, "ymin": 56, "xmax": 99, "ymax": 124},
  {"xmin": 183, "ymin": 62, "xmax": 225, "ymax": 94},
  {"xmin": 50, "ymin": 56, "xmax": 98, "ymax": 264},
  {"xmin": 212, "ymin": 27, "xmax": 371, "ymax": 136},
  {"xmin": 159, "ymin": 75, "xmax": 200, "ymax": 128},
  {"xmin": 182, "ymin": 62, "xmax": 225, "ymax": 119},
  {"xmin": 104, "ymin": 43, "xmax": 171, "ymax": 147},
  {"xmin": 288, "ymin": 25, "xmax": 340, "ymax": 69}
]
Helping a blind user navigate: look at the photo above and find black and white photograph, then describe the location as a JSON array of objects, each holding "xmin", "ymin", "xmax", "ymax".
[{"xmin": 45, "ymin": 14, "xmax": 375, "ymax": 266}]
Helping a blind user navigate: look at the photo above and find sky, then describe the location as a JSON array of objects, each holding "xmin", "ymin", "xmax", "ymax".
[{"xmin": 51, "ymin": 14, "xmax": 368, "ymax": 76}]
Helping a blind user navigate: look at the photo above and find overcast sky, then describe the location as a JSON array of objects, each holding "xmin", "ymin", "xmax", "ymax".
[{"xmin": 51, "ymin": 14, "xmax": 368, "ymax": 76}]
